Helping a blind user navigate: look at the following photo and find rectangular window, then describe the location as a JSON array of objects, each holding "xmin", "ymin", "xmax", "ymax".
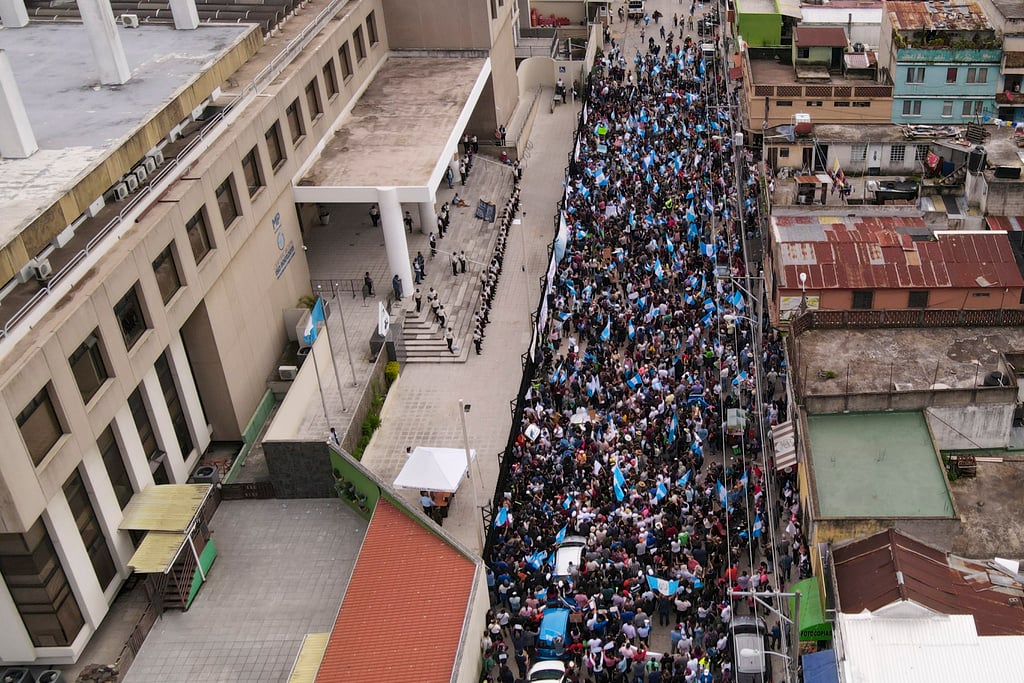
[
  {"xmin": 265, "ymin": 121, "xmax": 286, "ymax": 172},
  {"xmin": 908, "ymin": 291, "xmax": 929, "ymax": 308},
  {"xmin": 185, "ymin": 209, "xmax": 212, "ymax": 264},
  {"xmin": 852, "ymin": 291, "xmax": 874, "ymax": 309},
  {"xmin": 366, "ymin": 11, "xmax": 379, "ymax": 46},
  {"xmin": 97, "ymin": 425, "xmax": 133, "ymax": 509},
  {"xmin": 286, "ymin": 98, "xmax": 305, "ymax": 144},
  {"xmin": 17, "ymin": 386, "xmax": 64, "ymax": 466},
  {"xmin": 962, "ymin": 100, "xmax": 983, "ymax": 116},
  {"xmin": 890, "ymin": 144, "xmax": 906, "ymax": 163},
  {"xmin": 215, "ymin": 176, "xmax": 240, "ymax": 229},
  {"xmin": 63, "ymin": 469, "xmax": 117, "ymax": 590},
  {"xmin": 806, "ymin": 101, "xmax": 823, "ymax": 107},
  {"xmin": 152, "ymin": 245, "xmax": 181, "ymax": 305},
  {"xmin": 241, "ymin": 147, "xmax": 264, "ymax": 198},
  {"xmin": 776, "ymin": 100, "xmax": 793, "ymax": 107},
  {"xmin": 915, "ymin": 145, "xmax": 929, "ymax": 162},
  {"xmin": 972, "ymin": 292, "xmax": 991, "ymax": 298},
  {"xmin": 339, "ymin": 42, "xmax": 353, "ymax": 79},
  {"xmin": 852, "ymin": 101, "xmax": 870, "ymax": 108},
  {"xmin": 0, "ymin": 519, "xmax": 85, "ymax": 647},
  {"xmin": 114, "ymin": 285, "xmax": 147, "ymax": 350},
  {"xmin": 353, "ymin": 26, "xmax": 366, "ymax": 61},
  {"xmin": 323, "ymin": 60, "xmax": 339, "ymax": 99},
  {"xmin": 489, "ymin": 0, "xmax": 496, "ymax": 19},
  {"xmin": 906, "ymin": 67, "xmax": 924, "ymax": 83},
  {"xmin": 128, "ymin": 387, "xmax": 167, "ymax": 484},
  {"xmin": 946, "ymin": 67, "xmax": 958, "ymax": 83},
  {"xmin": 851, "ymin": 144, "xmax": 867, "ymax": 162},
  {"xmin": 902, "ymin": 100, "xmax": 921, "ymax": 116},
  {"xmin": 797, "ymin": 47, "xmax": 810, "ymax": 59},
  {"xmin": 833, "ymin": 101, "xmax": 850, "ymax": 107},
  {"xmin": 305, "ymin": 79, "xmax": 323, "ymax": 121},
  {"xmin": 69, "ymin": 331, "xmax": 108, "ymax": 404},
  {"xmin": 967, "ymin": 67, "xmax": 987, "ymax": 84},
  {"xmin": 941, "ymin": 100, "xmax": 953, "ymax": 117},
  {"xmin": 779, "ymin": 149, "xmax": 790, "ymax": 158},
  {"xmin": 155, "ymin": 351, "xmax": 193, "ymax": 459}
]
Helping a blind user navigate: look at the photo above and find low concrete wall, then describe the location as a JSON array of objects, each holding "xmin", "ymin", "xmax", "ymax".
[
  {"xmin": 340, "ymin": 349, "xmax": 389, "ymax": 455},
  {"xmin": 804, "ymin": 385, "xmax": 1017, "ymax": 414},
  {"xmin": 813, "ymin": 516, "xmax": 962, "ymax": 553},
  {"xmin": 926, "ymin": 404, "xmax": 1015, "ymax": 450}
]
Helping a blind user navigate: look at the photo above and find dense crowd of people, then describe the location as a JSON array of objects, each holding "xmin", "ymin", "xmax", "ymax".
[{"xmin": 483, "ymin": 19, "xmax": 807, "ymax": 683}]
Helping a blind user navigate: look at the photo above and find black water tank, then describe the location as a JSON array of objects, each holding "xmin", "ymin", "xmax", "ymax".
[
  {"xmin": 994, "ymin": 166, "xmax": 1021, "ymax": 179},
  {"xmin": 968, "ymin": 146, "xmax": 986, "ymax": 172}
]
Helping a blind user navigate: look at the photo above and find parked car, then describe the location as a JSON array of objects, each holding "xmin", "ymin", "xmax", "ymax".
[
  {"xmin": 528, "ymin": 660, "xmax": 567, "ymax": 683},
  {"xmin": 552, "ymin": 535, "xmax": 587, "ymax": 579},
  {"xmin": 730, "ymin": 616, "xmax": 771, "ymax": 683},
  {"xmin": 536, "ymin": 608, "xmax": 572, "ymax": 660},
  {"xmin": 628, "ymin": 0, "xmax": 646, "ymax": 17}
]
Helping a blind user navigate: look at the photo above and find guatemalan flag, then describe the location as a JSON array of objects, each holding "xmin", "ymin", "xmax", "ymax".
[
  {"xmin": 654, "ymin": 259, "xmax": 664, "ymax": 281},
  {"xmin": 646, "ymin": 574, "xmax": 681, "ymax": 597},
  {"xmin": 627, "ymin": 373, "xmax": 642, "ymax": 390},
  {"xmin": 562, "ymin": 494, "xmax": 573, "ymax": 510},
  {"xmin": 494, "ymin": 506, "xmax": 510, "ymax": 527},
  {"xmin": 302, "ymin": 297, "xmax": 326, "ymax": 346},
  {"xmin": 656, "ymin": 482, "xmax": 669, "ymax": 501},
  {"xmin": 752, "ymin": 513, "xmax": 765, "ymax": 539},
  {"xmin": 601, "ymin": 319, "xmax": 612, "ymax": 342},
  {"xmin": 613, "ymin": 478, "xmax": 625, "ymax": 502},
  {"xmin": 612, "ymin": 464, "xmax": 627, "ymax": 488},
  {"xmin": 528, "ymin": 550, "xmax": 549, "ymax": 569},
  {"xmin": 555, "ymin": 525, "xmax": 567, "ymax": 543},
  {"xmin": 678, "ymin": 470, "xmax": 691, "ymax": 487},
  {"xmin": 717, "ymin": 481, "xmax": 728, "ymax": 508}
]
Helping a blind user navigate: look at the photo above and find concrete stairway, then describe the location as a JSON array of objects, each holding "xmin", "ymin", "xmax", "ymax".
[{"xmin": 397, "ymin": 158, "xmax": 514, "ymax": 363}]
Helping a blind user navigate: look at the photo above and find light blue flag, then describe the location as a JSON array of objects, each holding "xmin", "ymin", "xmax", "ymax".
[
  {"xmin": 740, "ymin": 470, "xmax": 749, "ymax": 492},
  {"xmin": 562, "ymin": 495, "xmax": 573, "ymax": 510},
  {"xmin": 705, "ymin": 196, "xmax": 715, "ymax": 215},
  {"xmin": 656, "ymin": 482, "xmax": 668, "ymax": 501},
  {"xmin": 753, "ymin": 513, "xmax": 764, "ymax": 539},
  {"xmin": 654, "ymin": 259, "xmax": 664, "ymax": 281},
  {"xmin": 555, "ymin": 526, "xmax": 567, "ymax": 543},
  {"xmin": 628, "ymin": 321, "xmax": 636, "ymax": 340},
  {"xmin": 666, "ymin": 236, "xmax": 675, "ymax": 253},
  {"xmin": 528, "ymin": 550, "xmax": 549, "ymax": 569},
  {"xmin": 677, "ymin": 470, "xmax": 691, "ymax": 487},
  {"xmin": 601, "ymin": 319, "xmax": 611, "ymax": 342},
  {"xmin": 614, "ymin": 478, "xmax": 625, "ymax": 502},
  {"xmin": 302, "ymin": 297, "xmax": 326, "ymax": 345},
  {"xmin": 494, "ymin": 506, "xmax": 509, "ymax": 527},
  {"xmin": 730, "ymin": 290, "xmax": 744, "ymax": 309},
  {"xmin": 612, "ymin": 464, "xmax": 626, "ymax": 488},
  {"xmin": 646, "ymin": 574, "xmax": 681, "ymax": 596},
  {"xmin": 627, "ymin": 374, "xmax": 642, "ymax": 390},
  {"xmin": 704, "ymin": 298, "xmax": 716, "ymax": 313},
  {"xmin": 717, "ymin": 480, "xmax": 728, "ymax": 507}
]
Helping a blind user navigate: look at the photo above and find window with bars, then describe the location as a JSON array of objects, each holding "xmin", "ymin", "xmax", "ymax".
[
  {"xmin": 915, "ymin": 145, "xmax": 929, "ymax": 162},
  {"xmin": 851, "ymin": 144, "xmax": 867, "ymax": 161},
  {"xmin": 890, "ymin": 144, "xmax": 906, "ymax": 163}
]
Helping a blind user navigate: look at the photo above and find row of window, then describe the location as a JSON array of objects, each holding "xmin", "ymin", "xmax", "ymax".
[
  {"xmin": 775, "ymin": 100, "xmax": 872, "ymax": 108},
  {"xmin": 900, "ymin": 99, "xmax": 985, "ymax": 118},
  {"xmin": 845, "ymin": 143, "xmax": 927, "ymax": 164},
  {"xmin": 905, "ymin": 66, "xmax": 988, "ymax": 84},
  {"xmin": 849, "ymin": 290, "xmax": 1016, "ymax": 309}
]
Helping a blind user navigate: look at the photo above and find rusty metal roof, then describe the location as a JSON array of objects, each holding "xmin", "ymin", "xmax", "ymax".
[
  {"xmin": 794, "ymin": 27, "xmax": 848, "ymax": 47},
  {"xmin": 886, "ymin": 0, "xmax": 991, "ymax": 32},
  {"xmin": 832, "ymin": 529, "xmax": 1024, "ymax": 636},
  {"xmin": 772, "ymin": 215, "xmax": 1024, "ymax": 290}
]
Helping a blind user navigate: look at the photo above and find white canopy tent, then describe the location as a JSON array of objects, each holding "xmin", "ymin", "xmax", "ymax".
[{"xmin": 392, "ymin": 446, "xmax": 478, "ymax": 493}]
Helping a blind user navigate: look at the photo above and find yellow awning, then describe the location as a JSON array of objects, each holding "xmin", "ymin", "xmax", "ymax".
[
  {"xmin": 118, "ymin": 484, "xmax": 212, "ymax": 532},
  {"xmin": 287, "ymin": 633, "xmax": 329, "ymax": 683},
  {"xmin": 128, "ymin": 531, "xmax": 188, "ymax": 574}
]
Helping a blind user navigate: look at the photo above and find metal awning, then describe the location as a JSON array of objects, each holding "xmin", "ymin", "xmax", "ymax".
[
  {"xmin": 287, "ymin": 633, "xmax": 329, "ymax": 683},
  {"xmin": 128, "ymin": 531, "xmax": 188, "ymax": 574},
  {"xmin": 118, "ymin": 484, "xmax": 213, "ymax": 532},
  {"xmin": 772, "ymin": 421, "xmax": 797, "ymax": 470}
]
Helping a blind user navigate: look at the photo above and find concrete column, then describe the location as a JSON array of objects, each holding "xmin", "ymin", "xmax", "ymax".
[
  {"xmin": 79, "ymin": 442, "xmax": 135, "ymax": 578},
  {"xmin": 0, "ymin": 578, "xmax": 35, "ymax": 661},
  {"xmin": 168, "ymin": 0, "xmax": 200, "ymax": 29},
  {"xmin": 0, "ymin": 0, "xmax": 29, "ymax": 28},
  {"xmin": 418, "ymin": 200, "xmax": 437, "ymax": 236},
  {"xmin": 78, "ymin": 0, "xmax": 131, "ymax": 86},
  {"xmin": 140, "ymin": 367, "xmax": 188, "ymax": 484},
  {"xmin": 378, "ymin": 188, "xmax": 414, "ymax": 298},
  {"xmin": 44, "ymin": 496, "xmax": 109, "ymax": 629},
  {"xmin": 168, "ymin": 334, "xmax": 211, "ymax": 466},
  {"xmin": 0, "ymin": 51, "xmax": 36, "ymax": 158},
  {"xmin": 111, "ymin": 403, "xmax": 156, "ymax": 494}
]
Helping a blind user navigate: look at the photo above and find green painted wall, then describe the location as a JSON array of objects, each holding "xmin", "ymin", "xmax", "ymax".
[
  {"xmin": 329, "ymin": 447, "xmax": 382, "ymax": 520},
  {"xmin": 225, "ymin": 389, "xmax": 276, "ymax": 483},
  {"xmin": 737, "ymin": 13, "xmax": 781, "ymax": 47},
  {"xmin": 186, "ymin": 539, "xmax": 218, "ymax": 608}
]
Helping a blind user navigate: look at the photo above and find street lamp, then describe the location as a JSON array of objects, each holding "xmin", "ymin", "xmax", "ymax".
[
  {"xmin": 798, "ymin": 272, "xmax": 808, "ymax": 316},
  {"xmin": 458, "ymin": 399, "xmax": 484, "ymax": 552},
  {"xmin": 740, "ymin": 648, "xmax": 793, "ymax": 663}
]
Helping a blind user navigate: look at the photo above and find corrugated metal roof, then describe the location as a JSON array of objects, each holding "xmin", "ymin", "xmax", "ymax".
[
  {"xmin": 118, "ymin": 484, "xmax": 212, "ymax": 532},
  {"xmin": 886, "ymin": 0, "xmax": 991, "ymax": 32},
  {"xmin": 772, "ymin": 216, "xmax": 1024, "ymax": 290},
  {"xmin": 795, "ymin": 27, "xmax": 848, "ymax": 47},
  {"xmin": 127, "ymin": 531, "xmax": 187, "ymax": 574},
  {"xmin": 839, "ymin": 612, "xmax": 1024, "ymax": 683},
  {"xmin": 832, "ymin": 529, "xmax": 1024, "ymax": 636},
  {"xmin": 986, "ymin": 215, "xmax": 1024, "ymax": 231},
  {"xmin": 287, "ymin": 633, "xmax": 329, "ymax": 683},
  {"xmin": 316, "ymin": 500, "xmax": 477, "ymax": 683}
]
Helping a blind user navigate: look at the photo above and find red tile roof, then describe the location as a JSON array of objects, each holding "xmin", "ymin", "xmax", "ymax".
[
  {"xmin": 794, "ymin": 26, "xmax": 848, "ymax": 48},
  {"xmin": 832, "ymin": 529, "xmax": 1024, "ymax": 636},
  {"xmin": 772, "ymin": 215, "xmax": 1024, "ymax": 290},
  {"xmin": 316, "ymin": 500, "xmax": 477, "ymax": 683}
]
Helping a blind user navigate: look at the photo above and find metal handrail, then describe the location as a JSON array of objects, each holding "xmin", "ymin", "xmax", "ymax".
[{"xmin": 0, "ymin": 0, "xmax": 354, "ymax": 342}]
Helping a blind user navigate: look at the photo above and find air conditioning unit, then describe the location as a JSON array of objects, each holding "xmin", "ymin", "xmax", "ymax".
[
  {"xmin": 278, "ymin": 365, "xmax": 298, "ymax": 380},
  {"xmin": 121, "ymin": 13, "xmax": 139, "ymax": 27},
  {"xmin": 190, "ymin": 465, "xmax": 220, "ymax": 485},
  {"xmin": 53, "ymin": 226, "xmax": 75, "ymax": 249},
  {"xmin": 38, "ymin": 671, "xmax": 65, "ymax": 683},
  {"xmin": 124, "ymin": 174, "xmax": 139, "ymax": 192},
  {"xmin": 132, "ymin": 166, "xmax": 148, "ymax": 184},
  {"xmin": 142, "ymin": 156, "xmax": 157, "ymax": 174},
  {"xmin": 34, "ymin": 259, "xmax": 53, "ymax": 281},
  {"xmin": 112, "ymin": 183, "xmax": 129, "ymax": 201},
  {"xmin": 0, "ymin": 669, "xmax": 36, "ymax": 683},
  {"xmin": 168, "ymin": 123, "xmax": 186, "ymax": 143},
  {"xmin": 147, "ymin": 149, "xmax": 165, "ymax": 166}
]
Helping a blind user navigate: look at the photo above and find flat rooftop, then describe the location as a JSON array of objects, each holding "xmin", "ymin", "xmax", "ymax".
[
  {"xmin": 303, "ymin": 56, "xmax": 487, "ymax": 188},
  {"xmin": 747, "ymin": 57, "xmax": 882, "ymax": 88},
  {"xmin": 795, "ymin": 326, "xmax": 1024, "ymax": 396},
  {"xmin": 806, "ymin": 411, "xmax": 955, "ymax": 518},
  {"xmin": 0, "ymin": 22, "xmax": 254, "ymax": 248}
]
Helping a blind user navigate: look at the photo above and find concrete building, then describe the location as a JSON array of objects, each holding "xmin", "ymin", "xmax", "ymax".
[
  {"xmin": 978, "ymin": 0, "xmax": 1024, "ymax": 123},
  {"xmin": 880, "ymin": 0, "xmax": 1001, "ymax": 124},
  {"xmin": 0, "ymin": 0, "xmax": 519, "ymax": 667}
]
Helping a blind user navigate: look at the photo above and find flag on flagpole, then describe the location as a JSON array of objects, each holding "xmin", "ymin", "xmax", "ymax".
[
  {"xmin": 678, "ymin": 470, "xmax": 691, "ymax": 487},
  {"xmin": 628, "ymin": 321, "xmax": 636, "ymax": 340},
  {"xmin": 717, "ymin": 481, "xmax": 728, "ymax": 507},
  {"xmin": 654, "ymin": 258, "xmax": 664, "ymax": 281},
  {"xmin": 613, "ymin": 478, "xmax": 625, "ymax": 501},
  {"xmin": 656, "ymin": 482, "xmax": 668, "ymax": 501},
  {"xmin": 612, "ymin": 464, "xmax": 626, "ymax": 488},
  {"xmin": 494, "ymin": 506, "xmax": 509, "ymax": 527},
  {"xmin": 302, "ymin": 297, "xmax": 326, "ymax": 346},
  {"xmin": 752, "ymin": 513, "xmax": 764, "ymax": 539},
  {"xmin": 740, "ymin": 470, "xmax": 749, "ymax": 492},
  {"xmin": 556, "ymin": 526, "xmax": 567, "ymax": 543},
  {"xmin": 601, "ymin": 319, "xmax": 612, "ymax": 342}
]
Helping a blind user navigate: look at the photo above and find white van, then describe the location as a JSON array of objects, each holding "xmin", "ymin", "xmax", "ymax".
[{"xmin": 628, "ymin": 0, "xmax": 646, "ymax": 18}]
